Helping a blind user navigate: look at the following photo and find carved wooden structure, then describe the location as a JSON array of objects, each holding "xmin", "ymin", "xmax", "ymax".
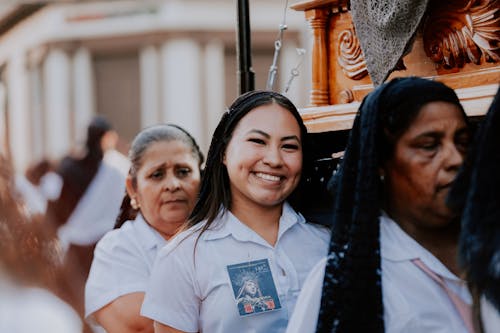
[{"xmin": 292, "ymin": 0, "xmax": 500, "ymax": 132}]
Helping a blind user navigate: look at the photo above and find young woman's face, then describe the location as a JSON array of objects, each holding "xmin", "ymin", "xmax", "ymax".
[
  {"xmin": 224, "ymin": 103, "xmax": 303, "ymax": 211},
  {"xmin": 382, "ymin": 101, "xmax": 470, "ymax": 231},
  {"xmin": 127, "ymin": 140, "xmax": 201, "ymax": 239}
]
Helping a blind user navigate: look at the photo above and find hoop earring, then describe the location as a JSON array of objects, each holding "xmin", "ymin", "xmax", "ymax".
[{"xmin": 131, "ymin": 197, "xmax": 140, "ymax": 210}]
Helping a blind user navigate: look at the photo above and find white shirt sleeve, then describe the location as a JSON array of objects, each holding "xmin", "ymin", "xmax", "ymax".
[
  {"xmin": 85, "ymin": 231, "xmax": 149, "ymax": 318},
  {"xmin": 141, "ymin": 238, "xmax": 200, "ymax": 333},
  {"xmin": 286, "ymin": 257, "xmax": 327, "ymax": 333}
]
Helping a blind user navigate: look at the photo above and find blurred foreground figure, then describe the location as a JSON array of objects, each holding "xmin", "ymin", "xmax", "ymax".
[
  {"xmin": 448, "ymin": 86, "xmax": 500, "ymax": 333},
  {"xmin": 0, "ymin": 154, "xmax": 82, "ymax": 333}
]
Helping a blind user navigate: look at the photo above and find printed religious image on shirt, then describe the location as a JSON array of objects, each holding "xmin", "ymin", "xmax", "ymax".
[{"xmin": 226, "ymin": 258, "xmax": 282, "ymax": 316}]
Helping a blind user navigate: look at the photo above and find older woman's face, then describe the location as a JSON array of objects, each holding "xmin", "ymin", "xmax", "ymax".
[
  {"xmin": 127, "ymin": 140, "xmax": 201, "ymax": 239},
  {"xmin": 382, "ymin": 101, "xmax": 470, "ymax": 230}
]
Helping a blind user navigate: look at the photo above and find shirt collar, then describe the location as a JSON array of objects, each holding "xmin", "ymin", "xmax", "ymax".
[
  {"xmin": 379, "ymin": 212, "xmax": 460, "ymax": 281},
  {"xmin": 202, "ymin": 202, "xmax": 304, "ymax": 246},
  {"xmin": 134, "ymin": 214, "xmax": 168, "ymax": 251}
]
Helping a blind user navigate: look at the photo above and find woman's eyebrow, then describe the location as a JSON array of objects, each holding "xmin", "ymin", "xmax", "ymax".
[
  {"xmin": 247, "ymin": 129, "xmax": 270, "ymax": 138},
  {"xmin": 247, "ymin": 129, "xmax": 301, "ymax": 143},
  {"xmin": 282, "ymin": 135, "xmax": 301, "ymax": 143}
]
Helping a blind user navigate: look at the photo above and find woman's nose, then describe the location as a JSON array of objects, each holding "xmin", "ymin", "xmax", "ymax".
[
  {"xmin": 444, "ymin": 142, "xmax": 465, "ymax": 171},
  {"xmin": 262, "ymin": 146, "xmax": 283, "ymax": 167},
  {"xmin": 163, "ymin": 174, "xmax": 180, "ymax": 191}
]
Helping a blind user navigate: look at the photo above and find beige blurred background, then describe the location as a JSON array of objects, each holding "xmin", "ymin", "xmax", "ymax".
[{"xmin": 0, "ymin": 0, "xmax": 313, "ymax": 172}]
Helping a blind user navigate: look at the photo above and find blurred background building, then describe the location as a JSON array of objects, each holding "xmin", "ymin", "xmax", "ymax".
[{"xmin": 0, "ymin": 0, "xmax": 312, "ymax": 171}]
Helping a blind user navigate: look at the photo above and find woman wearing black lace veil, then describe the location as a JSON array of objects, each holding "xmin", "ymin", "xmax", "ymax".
[
  {"xmin": 447, "ymin": 87, "xmax": 500, "ymax": 333},
  {"xmin": 287, "ymin": 77, "xmax": 474, "ymax": 333}
]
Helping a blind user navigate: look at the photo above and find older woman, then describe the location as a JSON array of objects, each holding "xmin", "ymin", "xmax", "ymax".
[
  {"xmin": 85, "ymin": 124, "xmax": 204, "ymax": 333},
  {"xmin": 286, "ymin": 77, "xmax": 474, "ymax": 333},
  {"xmin": 141, "ymin": 90, "xmax": 330, "ymax": 333}
]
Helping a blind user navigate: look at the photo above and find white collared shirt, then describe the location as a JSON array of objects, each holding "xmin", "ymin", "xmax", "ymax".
[
  {"xmin": 141, "ymin": 202, "xmax": 330, "ymax": 333},
  {"xmin": 84, "ymin": 214, "xmax": 166, "ymax": 319},
  {"xmin": 286, "ymin": 214, "xmax": 471, "ymax": 333}
]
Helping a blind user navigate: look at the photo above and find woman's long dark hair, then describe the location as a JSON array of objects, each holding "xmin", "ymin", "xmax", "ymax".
[
  {"xmin": 114, "ymin": 124, "xmax": 204, "ymax": 228},
  {"xmin": 316, "ymin": 77, "xmax": 468, "ymax": 333},
  {"xmin": 187, "ymin": 90, "xmax": 310, "ymax": 232}
]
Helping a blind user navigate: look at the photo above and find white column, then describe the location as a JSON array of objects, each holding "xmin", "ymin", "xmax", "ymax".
[
  {"xmin": 203, "ymin": 40, "xmax": 225, "ymax": 154},
  {"xmin": 73, "ymin": 47, "xmax": 95, "ymax": 145},
  {"xmin": 43, "ymin": 48, "xmax": 71, "ymax": 159},
  {"xmin": 29, "ymin": 65, "xmax": 45, "ymax": 161},
  {"xmin": 160, "ymin": 39, "xmax": 203, "ymax": 144},
  {"xmin": 0, "ymin": 82, "xmax": 7, "ymax": 156},
  {"xmin": 140, "ymin": 45, "xmax": 160, "ymax": 128},
  {"xmin": 6, "ymin": 52, "xmax": 30, "ymax": 171}
]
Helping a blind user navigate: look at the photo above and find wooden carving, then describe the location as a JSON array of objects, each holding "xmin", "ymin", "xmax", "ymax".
[
  {"xmin": 423, "ymin": 0, "xmax": 500, "ymax": 69},
  {"xmin": 337, "ymin": 28, "xmax": 368, "ymax": 80}
]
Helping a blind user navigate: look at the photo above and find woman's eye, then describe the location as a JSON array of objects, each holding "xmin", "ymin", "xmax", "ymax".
[
  {"xmin": 421, "ymin": 144, "xmax": 438, "ymax": 151},
  {"xmin": 150, "ymin": 170, "xmax": 164, "ymax": 179},
  {"xmin": 282, "ymin": 143, "xmax": 300, "ymax": 151},
  {"xmin": 417, "ymin": 139, "xmax": 438, "ymax": 151},
  {"xmin": 455, "ymin": 135, "xmax": 471, "ymax": 152},
  {"xmin": 176, "ymin": 168, "xmax": 192, "ymax": 178},
  {"xmin": 248, "ymin": 138, "xmax": 265, "ymax": 145}
]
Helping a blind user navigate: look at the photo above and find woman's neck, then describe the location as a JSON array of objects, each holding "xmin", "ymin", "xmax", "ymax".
[
  {"xmin": 388, "ymin": 212, "xmax": 461, "ymax": 275},
  {"xmin": 230, "ymin": 199, "xmax": 283, "ymax": 246}
]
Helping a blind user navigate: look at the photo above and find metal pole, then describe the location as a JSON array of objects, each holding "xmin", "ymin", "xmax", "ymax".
[{"xmin": 236, "ymin": 0, "xmax": 254, "ymax": 94}]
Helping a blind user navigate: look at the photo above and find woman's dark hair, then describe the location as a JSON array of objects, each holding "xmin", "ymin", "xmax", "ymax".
[
  {"xmin": 114, "ymin": 124, "xmax": 204, "ymax": 228},
  {"xmin": 85, "ymin": 115, "xmax": 113, "ymax": 162},
  {"xmin": 316, "ymin": 77, "xmax": 468, "ymax": 333},
  {"xmin": 187, "ymin": 90, "xmax": 310, "ymax": 231}
]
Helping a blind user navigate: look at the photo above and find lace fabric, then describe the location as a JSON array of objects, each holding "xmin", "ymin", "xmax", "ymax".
[{"xmin": 350, "ymin": 0, "xmax": 430, "ymax": 85}]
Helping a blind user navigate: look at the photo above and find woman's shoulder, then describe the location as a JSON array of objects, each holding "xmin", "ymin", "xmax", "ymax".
[
  {"xmin": 156, "ymin": 222, "xmax": 206, "ymax": 258},
  {"xmin": 300, "ymin": 217, "xmax": 331, "ymax": 240},
  {"xmin": 95, "ymin": 220, "xmax": 141, "ymax": 253}
]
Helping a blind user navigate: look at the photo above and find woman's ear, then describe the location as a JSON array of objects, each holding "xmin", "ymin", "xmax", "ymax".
[{"xmin": 125, "ymin": 175, "xmax": 136, "ymax": 198}]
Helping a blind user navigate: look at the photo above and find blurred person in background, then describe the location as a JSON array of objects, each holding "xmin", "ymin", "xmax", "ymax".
[
  {"xmin": 85, "ymin": 124, "xmax": 204, "ymax": 333},
  {"xmin": 45, "ymin": 115, "xmax": 130, "ymax": 326},
  {"xmin": 16, "ymin": 158, "xmax": 61, "ymax": 217},
  {"xmin": 0, "ymin": 153, "xmax": 82, "ymax": 333}
]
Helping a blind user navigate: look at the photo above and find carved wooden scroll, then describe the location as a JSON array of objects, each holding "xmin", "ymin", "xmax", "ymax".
[
  {"xmin": 337, "ymin": 27, "xmax": 368, "ymax": 80},
  {"xmin": 423, "ymin": 0, "xmax": 500, "ymax": 69}
]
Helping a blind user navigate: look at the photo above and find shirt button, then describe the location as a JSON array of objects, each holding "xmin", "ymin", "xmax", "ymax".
[{"xmin": 281, "ymin": 268, "xmax": 286, "ymax": 276}]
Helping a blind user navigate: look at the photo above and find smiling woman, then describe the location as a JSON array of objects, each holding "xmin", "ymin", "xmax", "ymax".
[
  {"xmin": 141, "ymin": 90, "xmax": 330, "ymax": 333},
  {"xmin": 84, "ymin": 124, "xmax": 204, "ymax": 333}
]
